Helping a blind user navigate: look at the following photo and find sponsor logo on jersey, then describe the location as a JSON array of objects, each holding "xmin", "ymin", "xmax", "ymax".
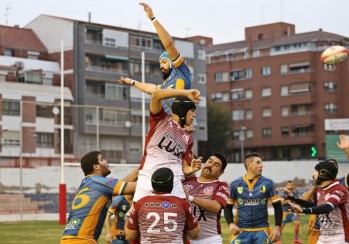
[
  {"xmin": 66, "ymin": 219, "xmax": 80, "ymax": 230},
  {"xmin": 162, "ymin": 201, "xmax": 170, "ymax": 209},
  {"xmin": 183, "ymin": 184, "xmax": 194, "ymax": 192}
]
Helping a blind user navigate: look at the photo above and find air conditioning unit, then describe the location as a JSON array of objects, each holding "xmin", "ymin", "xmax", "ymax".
[{"xmin": 15, "ymin": 61, "xmax": 24, "ymax": 68}]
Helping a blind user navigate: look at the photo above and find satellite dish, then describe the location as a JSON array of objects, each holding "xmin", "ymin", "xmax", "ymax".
[
  {"xmin": 125, "ymin": 121, "xmax": 132, "ymax": 128},
  {"xmin": 52, "ymin": 106, "xmax": 60, "ymax": 115}
]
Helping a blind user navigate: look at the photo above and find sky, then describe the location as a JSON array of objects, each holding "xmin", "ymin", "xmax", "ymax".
[{"xmin": 1, "ymin": 0, "xmax": 348, "ymax": 45}]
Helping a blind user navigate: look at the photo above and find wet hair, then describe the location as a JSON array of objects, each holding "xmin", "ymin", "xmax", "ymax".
[
  {"xmin": 80, "ymin": 151, "xmax": 101, "ymax": 176},
  {"xmin": 315, "ymin": 159, "xmax": 338, "ymax": 184},
  {"xmin": 151, "ymin": 167, "xmax": 174, "ymax": 193},
  {"xmin": 171, "ymin": 97, "xmax": 196, "ymax": 127},
  {"xmin": 212, "ymin": 151, "xmax": 228, "ymax": 170}
]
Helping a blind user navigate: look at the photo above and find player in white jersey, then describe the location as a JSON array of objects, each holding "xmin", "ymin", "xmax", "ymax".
[
  {"xmin": 286, "ymin": 159, "xmax": 349, "ymax": 244},
  {"xmin": 183, "ymin": 152, "xmax": 230, "ymax": 244},
  {"xmin": 133, "ymin": 88, "xmax": 202, "ymax": 202}
]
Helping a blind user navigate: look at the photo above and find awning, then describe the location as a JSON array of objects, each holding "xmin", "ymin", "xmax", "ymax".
[{"xmin": 105, "ymin": 55, "xmax": 129, "ymax": 61}]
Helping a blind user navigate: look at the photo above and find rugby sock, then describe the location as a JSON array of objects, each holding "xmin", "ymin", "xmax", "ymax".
[{"xmin": 294, "ymin": 224, "xmax": 299, "ymax": 239}]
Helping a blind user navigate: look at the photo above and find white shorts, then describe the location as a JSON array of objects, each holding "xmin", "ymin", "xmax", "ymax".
[
  {"xmin": 190, "ymin": 235, "xmax": 223, "ymax": 244},
  {"xmin": 133, "ymin": 171, "xmax": 185, "ymax": 202}
]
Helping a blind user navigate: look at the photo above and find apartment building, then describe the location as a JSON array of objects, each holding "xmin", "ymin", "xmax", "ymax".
[
  {"xmin": 205, "ymin": 22, "xmax": 349, "ymax": 162},
  {"xmin": 0, "ymin": 25, "xmax": 74, "ymax": 167},
  {"xmin": 25, "ymin": 15, "xmax": 207, "ymax": 164}
]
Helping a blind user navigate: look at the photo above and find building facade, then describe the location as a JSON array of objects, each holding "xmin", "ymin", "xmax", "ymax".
[
  {"xmin": 25, "ymin": 15, "xmax": 207, "ymax": 164},
  {"xmin": 205, "ymin": 22, "xmax": 349, "ymax": 162}
]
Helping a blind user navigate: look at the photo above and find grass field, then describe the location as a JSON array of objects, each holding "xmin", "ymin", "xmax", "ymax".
[{"xmin": 0, "ymin": 215, "xmax": 310, "ymax": 244}]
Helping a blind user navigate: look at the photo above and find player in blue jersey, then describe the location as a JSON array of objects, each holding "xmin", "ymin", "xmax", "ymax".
[
  {"xmin": 118, "ymin": 2, "xmax": 192, "ymax": 115},
  {"xmin": 60, "ymin": 151, "xmax": 136, "ymax": 244},
  {"xmin": 224, "ymin": 152, "xmax": 283, "ymax": 244},
  {"xmin": 105, "ymin": 195, "xmax": 133, "ymax": 244}
]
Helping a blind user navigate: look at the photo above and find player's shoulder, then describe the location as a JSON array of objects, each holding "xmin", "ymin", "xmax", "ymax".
[
  {"xmin": 230, "ymin": 176, "xmax": 244, "ymax": 187},
  {"xmin": 259, "ymin": 175, "xmax": 275, "ymax": 185}
]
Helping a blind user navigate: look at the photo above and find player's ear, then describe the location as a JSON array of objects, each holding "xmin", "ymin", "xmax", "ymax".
[{"xmin": 93, "ymin": 164, "xmax": 100, "ymax": 170}]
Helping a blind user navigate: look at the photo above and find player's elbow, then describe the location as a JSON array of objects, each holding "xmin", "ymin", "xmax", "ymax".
[{"xmin": 187, "ymin": 225, "xmax": 200, "ymax": 239}]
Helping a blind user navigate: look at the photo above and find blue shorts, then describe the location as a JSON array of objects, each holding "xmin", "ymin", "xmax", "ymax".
[
  {"xmin": 230, "ymin": 230, "xmax": 272, "ymax": 244},
  {"xmin": 282, "ymin": 212, "xmax": 298, "ymax": 225}
]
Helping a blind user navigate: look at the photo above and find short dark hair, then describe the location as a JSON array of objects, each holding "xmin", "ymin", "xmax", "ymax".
[
  {"xmin": 244, "ymin": 152, "xmax": 262, "ymax": 169},
  {"xmin": 212, "ymin": 152, "xmax": 228, "ymax": 170},
  {"xmin": 151, "ymin": 167, "xmax": 174, "ymax": 193},
  {"xmin": 80, "ymin": 151, "xmax": 101, "ymax": 176}
]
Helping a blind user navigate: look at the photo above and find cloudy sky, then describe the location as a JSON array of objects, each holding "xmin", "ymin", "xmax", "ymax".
[{"xmin": 1, "ymin": 0, "xmax": 348, "ymax": 44}]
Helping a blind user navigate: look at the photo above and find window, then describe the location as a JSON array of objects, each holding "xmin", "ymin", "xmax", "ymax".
[
  {"xmin": 246, "ymin": 130, "xmax": 254, "ymax": 139},
  {"xmin": 25, "ymin": 71, "xmax": 42, "ymax": 84},
  {"xmin": 197, "ymin": 50, "xmax": 205, "ymax": 60},
  {"xmin": 100, "ymin": 108, "xmax": 128, "ymax": 126},
  {"xmin": 106, "ymin": 84, "xmax": 127, "ymax": 100},
  {"xmin": 289, "ymin": 83, "xmax": 311, "ymax": 94},
  {"xmin": 104, "ymin": 37, "xmax": 116, "ymax": 47},
  {"xmin": 36, "ymin": 133, "xmax": 54, "ymax": 148},
  {"xmin": 280, "ymin": 64, "xmax": 288, "ymax": 75},
  {"xmin": 197, "ymin": 74, "xmax": 206, "ymax": 84},
  {"xmin": 262, "ymin": 128, "xmax": 272, "ymax": 137},
  {"xmin": 4, "ymin": 49, "xmax": 13, "ymax": 56},
  {"xmin": 262, "ymin": 108, "xmax": 272, "ymax": 117},
  {"xmin": 261, "ymin": 66, "xmax": 271, "ymax": 76},
  {"xmin": 252, "ymin": 50, "xmax": 260, "ymax": 57},
  {"xmin": 281, "ymin": 127, "xmax": 289, "ymax": 136},
  {"xmin": 232, "ymin": 110, "xmax": 244, "ymax": 121},
  {"xmin": 231, "ymin": 70, "xmax": 244, "ymax": 81},
  {"xmin": 324, "ymin": 81, "xmax": 336, "ymax": 92},
  {"xmin": 215, "ymin": 72, "xmax": 229, "ymax": 82},
  {"xmin": 129, "ymin": 35, "xmax": 152, "ymax": 49},
  {"xmin": 2, "ymin": 100, "xmax": 20, "ymax": 116},
  {"xmin": 245, "ymin": 69, "xmax": 252, "ymax": 79},
  {"xmin": 246, "ymin": 109, "xmax": 253, "ymax": 120},
  {"xmin": 281, "ymin": 86, "xmax": 288, "ymax": 96},
  {"xmin": 262, "ymin": 87, "xmax": 271, "ymax": 97},
  {"xmin": 281, "ymin": 106, "xmax": 289, "ymax": 117},
  {"xmin": 324, "ymin": 103, "xmax": 337, "ymax": 114},
  {"xmin": 324, "ymin": 63, "xmax": 336, "ymax": 71},
  {"xmin": 245, "ymin": 89, "xmax": 253, "ymax": 99},
  {"xmin": 37, "ymin": 104, "xmax": 54, "ymax": 118},
  {"xmin": 231, "ymin": 89, "xmax": 244, "ymax": 100}
]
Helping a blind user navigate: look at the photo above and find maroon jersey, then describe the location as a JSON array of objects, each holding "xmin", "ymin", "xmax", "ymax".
[
  {"xmin": 127, "ymin": 194, "xmax": 198, "ymax": 243},
  {"xmin": 139, "ymin": 108, "xmax": 193, "ymax": 178},
  {"xmin": 183, "ymin": 177, "xmax": 229, "ymax": 240},
  {"xmin": 316, "ymin": 180, "xmax": 349, "ymax": 243}
]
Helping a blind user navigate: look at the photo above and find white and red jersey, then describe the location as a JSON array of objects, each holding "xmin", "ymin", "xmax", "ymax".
[
  {"xmin": 127, "ymin": 194, "xmax": 198, "ymax": 244},
  {"xmin": 139, "ymin": 108, "xmax": 193, "ymax": 178},
  {"xmin": 316, "ymin": 180, "xmax": 349, "ymax": 243},
  {"xmin": 183, "ymin": 177, "xmax": 229, "ymax": 243}
]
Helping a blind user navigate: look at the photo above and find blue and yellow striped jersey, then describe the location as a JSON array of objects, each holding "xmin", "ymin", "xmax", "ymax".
[
  {"xmin": 227, "ymin": 175, "xmax": 281, "ymax": 230},
  {"xmin": 61, "ymin": 175, "xmax": 127, "ymax": 241}
]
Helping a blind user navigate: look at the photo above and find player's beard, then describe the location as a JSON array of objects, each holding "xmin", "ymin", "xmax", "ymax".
[
  {"xmin": 101, "ymin": 166, "xmax": 111, "ymax": 177},
  {"xmin": 161, "ymin": 67, "xmax": 172, "ymax": 80}
]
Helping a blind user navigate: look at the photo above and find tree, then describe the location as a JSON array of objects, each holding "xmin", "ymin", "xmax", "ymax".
[{"xmin": 198, "ymin": 100, "xmax": 231, "ymax": 160}]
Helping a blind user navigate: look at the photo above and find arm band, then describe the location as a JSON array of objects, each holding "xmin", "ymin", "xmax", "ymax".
[
  {"xmin": 272, "ymin": 201, "xmax": 283, "ymax": 227},
  {"xmin": 150, "ymin": 16, "xmax": 156, "ymax": 21},
  {"xmin": 224, "ymin": 204, "xmax": 234, "ymax": 225},
  {"xmin": 303, "ymin": 203, "xmax": 334, "ymax": 214},
  {"xmin": 188, "ymin": 195, "xmax": 194, "ymax": 202}
]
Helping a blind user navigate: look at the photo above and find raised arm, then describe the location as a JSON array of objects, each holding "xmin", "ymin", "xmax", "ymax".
[
  {"xmin": 337, "ymin": 134, "xmax": 349, "ymax": 160},
  {"xmin": 150, "ymin": 88, "xmax": 200, "ymax": 114},
  {"xmin": 118, "ymin": 77, "xmax": 158, "ymax": 95},
  {"xmin": 139, "ymin": 2, "xmax": 179, "ymax": 60}
]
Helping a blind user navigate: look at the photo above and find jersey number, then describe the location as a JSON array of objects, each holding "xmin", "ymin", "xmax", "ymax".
[
  {"xmin": 72, "ymin": 187, "xmax": 90, "ymax": 210},
  {"xmin": 146, "ymin": 212, "xmax": 178, "ymax": 233}
]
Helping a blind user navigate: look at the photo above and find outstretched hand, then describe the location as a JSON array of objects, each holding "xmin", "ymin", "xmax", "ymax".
[
  {"xmin": 288, "ymin": 201, "xmax": 303, "ymax": 213},
  {"xmin": 139, "ymin": 2, "xmax": 154, "ymax": 19},
  {"xmin": 186, "ymin": 89, "xmax": 201, "ymax": 104},
  {"xmin": 190, "ymin": 157, "xmax": 202, "ymax": 174},
  {"xmin": 118, "ymin": 76, "xmax": 132, "ymax": 85},
  {"xmin": 337, "ymin": 134, "xmax": 349, "ymax": 151}
]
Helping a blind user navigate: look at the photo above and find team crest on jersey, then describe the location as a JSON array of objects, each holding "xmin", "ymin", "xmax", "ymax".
[
  {"xmin": 263, "ymin": 238, "xmax": 269, "ymax": 244},
  {"xmin": 259, "ymin": 186, "xmax": 267, "ymax": 193},
  {"xmin": 235, "ymin": 239, "xmax": 241, "ymax": 244},
  {"xmin": 237, "ymin": 186, "xmax": 244, "ymax": 194},
  {"xmin": 184, "ymin": 184, "xmax": 194, "ymax": 192},
  {"xmin": 122, "ymin": 204, "xmax": 127, "ymax": 211},
  {"xmin": 203, "ymin": 186, "xmax": 214, "ymax": 195}
]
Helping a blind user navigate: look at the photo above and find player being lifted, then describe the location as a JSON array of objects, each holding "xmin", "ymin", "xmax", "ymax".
[{"xmin": 118, "ymin": 2, "xmax": 192, "ymax": 115}]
